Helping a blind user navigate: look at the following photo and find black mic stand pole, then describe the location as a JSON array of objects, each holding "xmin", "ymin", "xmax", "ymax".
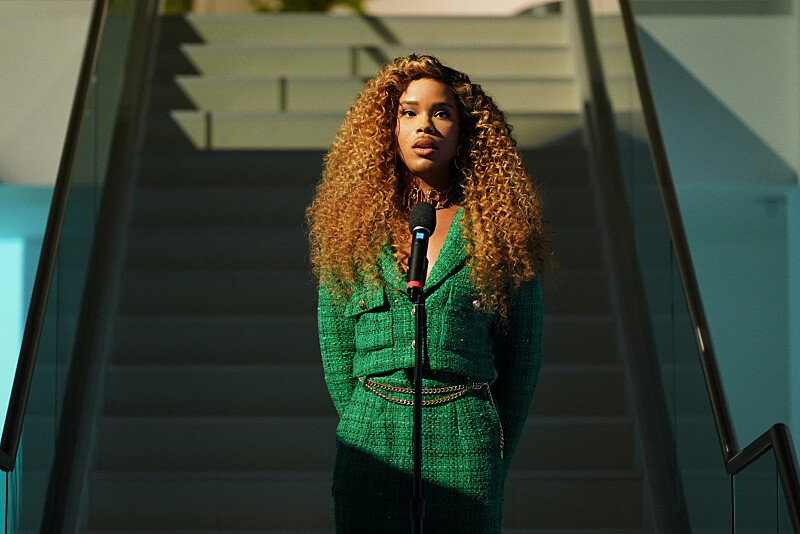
[
  {"xmin": 410, "ymin": 288, "xmax": 426, "ymax": 534},
  {"xmin": 406, "ymin": 201, "xmax": 434, "ymax": 534}
]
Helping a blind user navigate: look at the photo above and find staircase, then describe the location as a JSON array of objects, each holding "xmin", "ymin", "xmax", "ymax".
[{"xmin": 85, "ymin": 12, "xmax": 653, "ymax": 533}]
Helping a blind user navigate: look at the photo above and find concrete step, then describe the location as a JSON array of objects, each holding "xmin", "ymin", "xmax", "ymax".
[
  {"xmin": 126, "ymin": 226, "xmax": 311, "ymax": 270},
  {"xmin": 135, "ymin": 146, "xmax": 590, "ymax": 188},
  {"xmin": 155, "ymin": 45, "xmax": 574, "ymax": 79},
  {"xmin": 129, "ymin": 183, "xmax": 592, "ymax": 229},
  {"xmin": 118, "ymin": 269, "xmax": 317, "ymax": 316},
  {"xmin": 87, "ymin": 471, "xmax": 333, "ymax": 530},
  {"xmin": 157, "ymin": 14, "xmax": 568, "ymax": 47},
  {"xmin": 503, "ymin": 470, "xmax": 643, "ymax": 529},
  {"xmin": 150, "ymin": 75, "xmax": 579, "ymax": 114},
  {"xmin": 110, "ymin": 314, "xmax": 618, "ymax": 367},
  {"xmin": 138, "ymin": 149, "xmax": 326, "ymax": 187},
  {"xmin": 103, "ymin": 364, "xmax": 626, "ymax": 419},
  {"xmin": 125, "ymin": 225, "xmax": 603, "ymax": 271},
  {"xmin": 94, "ymin": 415, "xmax": 635, "ymax": 473},
  {"xmin": 131, "ymin": 185, "xmax": 313, "ymax": 228},
  {"xmin": 143, "ymin": 110, "xmax": 582, "ymax": 149},
  {"xmin": 116, "ymin": 269, "xmax": 609, "ymax": 316},
  {"xmin": 87, "ymin": 469, "xmax": 642, "ymax": 530},
  {"xmin": 87, "ymin": 531, "xmax": 646, "ymax": 534},
  {"xmin": 111, "ymin": 314, "xmax": 322, "ymax": 365}
]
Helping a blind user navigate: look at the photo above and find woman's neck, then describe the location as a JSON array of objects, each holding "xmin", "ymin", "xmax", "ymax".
[{"xmin": 403, "ymin": 170, "xmax": 451, "ymax": 195}]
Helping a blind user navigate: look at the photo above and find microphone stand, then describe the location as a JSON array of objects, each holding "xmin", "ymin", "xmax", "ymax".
[
  {"xmin": 405, "ymin": 202, "xmax": 434, "ymax": 534},
  {"xmin": 409, "ymin": 289, "xmax": 426, "ymax": 534}
]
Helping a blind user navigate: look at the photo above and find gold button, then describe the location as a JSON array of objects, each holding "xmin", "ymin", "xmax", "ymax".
[
  {"xmin": 472, "ymin": 299, "xmax": 481, "ymax": 310},
  {"xmin": 358, "ymin": 300, "xmax": 366, "ymax": 309}
]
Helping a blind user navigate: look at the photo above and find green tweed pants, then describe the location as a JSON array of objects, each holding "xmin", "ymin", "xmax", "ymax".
[{"xmin": 333, "ymin": 369, "xmax": 506, "ymax": 534}]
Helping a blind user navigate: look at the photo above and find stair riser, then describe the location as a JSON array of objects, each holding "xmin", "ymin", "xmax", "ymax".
[
  {"xmin": 111, "ymin": 316, "xmax": 618, "ymax": 367},
  {"xmin": 504, "ymin": 475, "xmax": 642, "ymax": 528},
  {"xmin": 144, "ymin": 111, "xmax": 582, "ymax": 150},
  {"xmin": 150, "ymin": 77, "xmax": 579, "ymax": 114},
  {"xmin": 135, "ymin": 148, "xmax": 590, "ymax": 188},
  {"xmin": 129, "ymin": 185, "xmax": 594, "ymax": 229},
  {"xmin": 117, "ymin": 271, "xmax": 610, "ymax": 316},
  {"xmin": 88, "ymin": 473, "xmax": 641, "ymax": 529},
  {"xmin": 157, "ymin": 15, "xmax": 568, "ymax": 47},
  {"xmin": 126, "ymin": 228, "xmax": 604, "ymax": 271},
  {"xmin": 131, "ymin": 186, "xmax": 313, "ymax": 228},
  {"xmin": 155, "ymin": 46, "xmax": 574, "ymax": 79},
  {"xmin": 94, "ymin": 418, "xmax": 634, "ymax": 474},
  {"xmin": 112, "ymin": 316, "xmax": 321, "ymax": 365}
]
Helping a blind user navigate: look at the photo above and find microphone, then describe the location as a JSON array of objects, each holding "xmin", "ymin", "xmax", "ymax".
[{"xmin": 406, "ymin": 201, "xmax": 436, "ymax": 302}]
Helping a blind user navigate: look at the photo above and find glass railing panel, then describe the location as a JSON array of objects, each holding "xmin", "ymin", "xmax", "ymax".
[
  {"xmin": 588, "ymin": 2, "xmax": 733, "ymax": 531},
  {"xmin": 629, "ymin": 0, "xmax": 798, "ymax": 452},
  {"xmin": 671, "ymin": 260, "xmax": 732, "ymax": 532},
  {"xmin": 780, "ymin": 472, "xmax": 795, "ymax": 533},
  {"xmin": 734, "ymin": 451, "xmax": 779, "ymax": 533},
  {"xmin": 6, "ymin": 2, "xmax": 136, "ymax": 530}
]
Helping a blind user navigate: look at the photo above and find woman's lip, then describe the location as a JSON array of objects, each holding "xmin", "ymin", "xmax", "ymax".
[
  {"xmin": 412, "ymin": 147, "xmax": 436, "ymax": 156},
  {"xmin": 412, "ymin": 139, "xmax": 437, "ymax": 148}
]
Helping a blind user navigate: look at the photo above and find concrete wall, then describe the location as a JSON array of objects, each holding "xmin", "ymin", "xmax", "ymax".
[
  {"xmin": 636, "ymin": 12, "xmax": 800, "ymax": 449},
  {"xmin": 638, "ymin": 15, "xmax": 799, "ymax": 177},
  {"xmin": 0, "ymin": 0, "xmax": 92, "ymax": 186}
]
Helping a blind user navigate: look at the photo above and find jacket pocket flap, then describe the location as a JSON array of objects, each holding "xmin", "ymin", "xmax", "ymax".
[{"xmin": 344, "ymin": 286, "xmax": 387, "ymax": 317}]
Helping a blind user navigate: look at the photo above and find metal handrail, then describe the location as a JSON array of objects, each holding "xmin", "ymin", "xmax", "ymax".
[
  {"xmin": 0, "ymin": 0, "xmax": 110, "ymax": 472},
  {"xmin": 615, "ymin": 0, "xmax": 800, "ymax": 528}
]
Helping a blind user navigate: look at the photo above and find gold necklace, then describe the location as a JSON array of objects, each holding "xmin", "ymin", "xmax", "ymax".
[{"xmin": 404, "ymin": 185, "xmax": 452, "ymax": 210}]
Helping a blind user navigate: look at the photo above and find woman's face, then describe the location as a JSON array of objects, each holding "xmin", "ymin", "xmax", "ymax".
[{"xmin": 395, "ymin": 78, "xmax": 460, "ymax": 188}]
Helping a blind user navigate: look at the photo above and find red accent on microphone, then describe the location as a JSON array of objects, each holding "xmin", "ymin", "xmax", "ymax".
[{"xmin": 406, "ymin": 281, "xmax": 423, "ymax": 290}]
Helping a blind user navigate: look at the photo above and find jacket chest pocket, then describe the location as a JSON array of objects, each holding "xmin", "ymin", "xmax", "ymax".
[
  {"xmin": 440, "ymin": 286, "xmax": 493, "ymax": 355},
  {"xmin": 345, "ymin": 287, "xmax": 393, "ymax": 352}
]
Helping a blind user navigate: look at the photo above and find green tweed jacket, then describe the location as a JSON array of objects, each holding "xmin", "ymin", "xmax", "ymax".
[{"xmin": 317, "ymin": 208, "xmax": 543, "ymax": 465}]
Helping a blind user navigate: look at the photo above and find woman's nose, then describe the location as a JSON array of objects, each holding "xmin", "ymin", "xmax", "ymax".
[{"xmin": 416, "ymin": 116, "xmax": 434, "ymax": 133}]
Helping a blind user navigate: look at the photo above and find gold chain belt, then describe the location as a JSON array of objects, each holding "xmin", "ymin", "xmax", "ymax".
[
  {"xmin": 359, "ymin": 376, "xmax": 484, "ymax": 407},
  {"xmin": 358, "ymin": 376, "xmax": 505, "ymax": 458}
]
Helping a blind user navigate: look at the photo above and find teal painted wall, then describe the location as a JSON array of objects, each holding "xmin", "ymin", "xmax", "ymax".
[
  {"xmin": 0, "ymin": 186, "xmax": 51, "ymax": 530},
  {"xmin": 0, "ymin": 186, "xmax": 51, "ymax": 423}
]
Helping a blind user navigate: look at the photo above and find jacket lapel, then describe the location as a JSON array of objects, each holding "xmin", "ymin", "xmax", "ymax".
[
  {"xmin": 425, "ymin": 207, "xmax": 466, "ymax": 291},
  {"xmin": 377, "ymin": 207, "xmax": 466, "ymax": 293}
]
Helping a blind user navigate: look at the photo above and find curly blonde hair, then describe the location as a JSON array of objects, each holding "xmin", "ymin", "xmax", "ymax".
[{"xmin": 307, "ymin": 54, "xmax": 549, "ymax": 319}]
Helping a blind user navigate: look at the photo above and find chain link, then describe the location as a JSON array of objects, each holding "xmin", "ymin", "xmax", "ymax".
[
  {"xmin": 359, "ymin": 377, "xmax": 483, "ymax": 407},
  {"xmin": 358, "ymin": 376, "xmax": 505, "ymax": 458}
]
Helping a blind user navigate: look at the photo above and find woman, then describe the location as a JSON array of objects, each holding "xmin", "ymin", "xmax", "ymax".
[{"xmin": 307, "ymin": 54, "xmax": 548, "ymax": 533}]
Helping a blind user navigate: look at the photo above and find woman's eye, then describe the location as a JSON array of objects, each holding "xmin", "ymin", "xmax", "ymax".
[
  {"xmin": 401, "ymin": 109, "xmax": 415, "ymax": 117},
  {"xmin": 435, "ymin": 111, "xmax": 449, "ymax": 118}
]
